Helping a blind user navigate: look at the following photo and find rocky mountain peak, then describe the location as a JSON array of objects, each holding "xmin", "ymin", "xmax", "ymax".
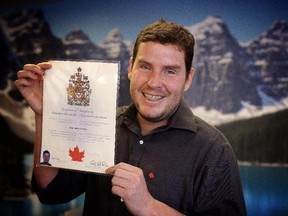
[
  {"xmin": 64, "ymin": 29, "xmax": 91, "ymax": 42},
  {"xmin": 269, "ymin": 19, "xmax": 288, "ymax": 35},
  {"xmin": 184, "ymin": 16, "xmax": 261, "ymax": 113},
  {"xmin": 0, "ymin": 8, "xmax": 64, "ymax": 63},
  {"xmin": 63, "ymin": 29, "xmax": 106, "ymax": 60},
  {"xmin": 244, "ymin": 19, "xmax": 288, "ymax": 100},
  {"xmin": 1, "ymin": 8, "xmax": 53, "ymax": 42},
  {"xmin": 196, "ymin": 16, "xmax": 225, "ymax": 30},
  {"xmin": 188, "ymin": 16, "xmax": 242, "ymax": 64},
  {"xmin": 188, "ymin": 16, "xmax": 230, "ymax": 40},
  {"xmin": 104, "ymin": 28, "xmax": 123, "ymax": 43},
  {"xmin": 245, "ymin": 19, "xmax": 288, "ymax": 49},
  {"xmin": 100, "ymin": 28, "xmax": 131, "ymax": 64}
]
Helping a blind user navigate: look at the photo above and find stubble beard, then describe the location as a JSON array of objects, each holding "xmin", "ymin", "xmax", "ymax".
[{"xmin": 134, "ymin": 97, "xmax": 180, "ymax": 123}]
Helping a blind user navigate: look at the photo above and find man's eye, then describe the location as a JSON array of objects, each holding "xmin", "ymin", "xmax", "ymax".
[
  {"xmin": 140, "ymin": 65, "xmax": 150, "ymax": 70},
  {"xmin": 166, "ymin": 70, "xmax": 176, "ymax": 75}
]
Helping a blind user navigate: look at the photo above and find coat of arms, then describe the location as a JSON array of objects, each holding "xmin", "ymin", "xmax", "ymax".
[{"xmin": 67, "ymin": 67, "xmax": 92, "ymax": 106}]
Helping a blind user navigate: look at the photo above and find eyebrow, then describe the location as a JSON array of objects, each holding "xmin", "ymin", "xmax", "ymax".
[
  {"xmin": 164, "ymin": 64, "xmax": 182, "ymax": 71},
  {"xmin": 137, "ymin": 59, "xmax": 182, "ymax": 70}
]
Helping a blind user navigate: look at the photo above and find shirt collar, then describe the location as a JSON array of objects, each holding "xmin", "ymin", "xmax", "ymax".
[
  {"xmin": 168, "ymin": 99, "xmax": 197, "ymax": 133},
  {"xmin": 118, "ymin": 98, "xmax": 197, "ymax": 134}
]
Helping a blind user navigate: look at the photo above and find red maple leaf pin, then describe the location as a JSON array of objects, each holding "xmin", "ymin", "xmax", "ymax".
[
  {"xmin": 149, "ymin": 172, "xmax": 155, "ymax": 179},
  {"xmin": 69, "ymin": 145, "xmax": 85, "ymax": 162}
]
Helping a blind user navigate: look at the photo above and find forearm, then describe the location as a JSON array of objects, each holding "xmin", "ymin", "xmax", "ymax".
[
  {"xmin": 144, "ymin": 199, "xmax": 185, "ymax": 216},
  {"xmin": 33, "ymin": 113, "xmax": 58, "ymax": 189}
]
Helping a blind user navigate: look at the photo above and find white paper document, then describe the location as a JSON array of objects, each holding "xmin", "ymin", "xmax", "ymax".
[{"xmin": 40, "ymin": 60, "xmax": 119, "ymax": 173}]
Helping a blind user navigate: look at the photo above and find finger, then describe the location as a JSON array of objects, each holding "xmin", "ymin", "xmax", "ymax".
[
  {"xmin": 111, "ymin": 167, "xmax": 144, "ymax": 192},
  {"xmin": 14, "ymin": 78, "xmax": 33, "ymax": 88},
  {"xmin": 111, "ymin": 175, "xmax": 128, "ymax": 190},
  {"xmin": 110, "ymin": 172, "xmax": 130, "ymax": 198},
  {"xmin": 113, "ymin": 168, "xmax": 131, "ymax": 182},
  {"xmin": 111, "ymin": 183, "xmax": 126, "ymax": 197},
  {"xmin": 105, "ymin": 164, "xmax": 119, "ymax": 175},
  {"xmin": 23, "ymin": 63, "xmax": 47, "ymax": 75},
  {"xmin": 17, "ymin": 69, "xmax": 38, "ymax": 80},
  {"xmin": 106, "ymin": 162, "xmax": 136, "ymax": 174},
  {"xmin": 37, "ymin": 62, "xmax": 52, "ymax": 70},
  {"xmin": 110, "ymin": 167, "xmax": 137, "ymax": 190}
]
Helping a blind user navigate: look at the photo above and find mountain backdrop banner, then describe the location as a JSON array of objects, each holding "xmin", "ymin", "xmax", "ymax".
[{"xmin": 0, "ymin": 1, "xmax": 287, "ymax": 216}]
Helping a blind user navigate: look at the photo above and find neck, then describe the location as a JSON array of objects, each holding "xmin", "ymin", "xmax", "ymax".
[{"xmin": 137, "ymin": 114, "xmax": 168, "ymax": 135}]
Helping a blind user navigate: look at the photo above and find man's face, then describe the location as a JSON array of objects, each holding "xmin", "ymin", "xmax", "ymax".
[
  {"xmin": 128, "ymin": 41, "xmax": 194, "ymax": 126},
  {"xmin": 43, "ymin": 153, "xmax": 50, "ymax": 163}
]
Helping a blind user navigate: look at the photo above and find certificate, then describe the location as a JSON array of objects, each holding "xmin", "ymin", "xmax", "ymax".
[{"xmin": 40, "ymin": 60, "xmax": 119, "ymax": 173}]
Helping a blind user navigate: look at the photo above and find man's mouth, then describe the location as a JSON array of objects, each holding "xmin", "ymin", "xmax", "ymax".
[{"xmin": 143, "ymin": 93, "xmax": 164, "ymax": 101}]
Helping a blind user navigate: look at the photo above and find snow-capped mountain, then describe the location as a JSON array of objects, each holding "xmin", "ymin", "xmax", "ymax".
[
  {"xmin": 243, "ymin": 19, "xmax": 288, "ymax": 100},
  {"xmin": 100, "ymin": 28, "xmax": 132, "ymax": 62},
  {"xmin": 185, "ymin": 16, "xmax": 288, "ymax": 124},
  {"xmin": 0, "ymin": 9, "xmax": 287, "ymax": 141},
  {"xmin": 0, "ymin": 9, "xmax": 66, "ymax": 64},
  {"xmin": 63, "ymin": 29, "xmax": 106, "ymax": 60},
  {"xmin": 186, "ymin": 16, "xmax": 262, "ymax": 113}
]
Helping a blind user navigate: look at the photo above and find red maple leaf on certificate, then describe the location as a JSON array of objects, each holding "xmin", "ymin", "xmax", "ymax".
[{"xmin": 69, "ymin": 145, "xmax": 85, "ymax": 162}]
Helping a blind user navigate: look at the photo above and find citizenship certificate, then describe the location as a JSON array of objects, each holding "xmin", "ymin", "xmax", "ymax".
[{"xmin": 40, "ymin": 60, "xmax": 119, "ymax": 173}]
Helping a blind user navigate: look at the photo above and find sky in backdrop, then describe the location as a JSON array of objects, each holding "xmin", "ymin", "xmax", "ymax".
[{"xmin": 1, "ymin": 0, "xmax": 288, "ymax": 44}]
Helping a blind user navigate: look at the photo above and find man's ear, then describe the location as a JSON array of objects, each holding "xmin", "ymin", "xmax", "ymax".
[
  {"xmin": 184, "ymin": 67, "xmax": 195, "ymax": 91},
  {"xmin": 128, "ymin": 57, "xmax": 133, "ymax": 80}
]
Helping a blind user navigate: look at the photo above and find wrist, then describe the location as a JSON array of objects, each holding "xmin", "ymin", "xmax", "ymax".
[
  {"xmin": 35, "ymin": 113, "xmax": 43, "ymax": 122},
  {"xmin": 139, "ymin": 198, "xmax": 157, "ymax": 216},
  {"xmin": 142, "ymin": 199, "xmax": 185, "ymax": 216}
]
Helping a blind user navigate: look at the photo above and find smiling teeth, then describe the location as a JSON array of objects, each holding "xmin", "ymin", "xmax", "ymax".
[{"xmin": 144, "ymin": 93, "xmax": 162, "ymax": 101}]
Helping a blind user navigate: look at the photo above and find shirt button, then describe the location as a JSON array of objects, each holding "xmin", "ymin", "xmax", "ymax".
[{"xmin": 139, "ymin": 140, "xmax": 144, "ymax": 145}]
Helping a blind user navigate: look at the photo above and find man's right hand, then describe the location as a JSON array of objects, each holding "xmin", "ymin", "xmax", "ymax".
[{"xmin": 15, "ymin": 62, "xmax": 52, "ymax": 115}]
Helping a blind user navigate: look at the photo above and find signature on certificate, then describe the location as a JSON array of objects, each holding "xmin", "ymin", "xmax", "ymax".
[{"xmin": 89, "ymin": 160, "xmax": 108, "ymax": 168}]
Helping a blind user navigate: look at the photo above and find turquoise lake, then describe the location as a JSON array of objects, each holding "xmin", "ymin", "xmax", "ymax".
[
  {"xmin": 1, "ymin": 165, "xmax": 288, "ymax": 215},
  {"xmin": 240, "ymin": 166, "xmax": 288, "ymax": 216}
]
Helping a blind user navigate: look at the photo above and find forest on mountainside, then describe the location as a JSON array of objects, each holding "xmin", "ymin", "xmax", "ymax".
[{"xmin": 217, "ymin": 109, "xmax": 288, "ymax": 164}]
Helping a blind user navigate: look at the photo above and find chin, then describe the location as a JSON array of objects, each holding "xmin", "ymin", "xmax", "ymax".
[{"xmin": 140, "ymin": 110, "xmax": 167, "ymax": 122}]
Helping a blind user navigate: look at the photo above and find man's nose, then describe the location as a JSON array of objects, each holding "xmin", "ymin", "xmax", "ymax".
[{"xmin": 147, "ymin": 71, "xmax": 163, "ymax": 88}]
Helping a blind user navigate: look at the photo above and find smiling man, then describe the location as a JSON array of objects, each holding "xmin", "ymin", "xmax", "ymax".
[
  {"xmin": 15, "ymin": 19, "xmax": 246, "ymax": 215},
  {"xmin": 128, "ymin": 41, "xmax": 193, "ymax": 134}
]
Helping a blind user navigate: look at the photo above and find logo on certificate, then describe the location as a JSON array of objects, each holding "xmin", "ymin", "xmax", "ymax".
[{"xmin": 67, "ymin": 67, "xmax": 92, "ymax": 106}]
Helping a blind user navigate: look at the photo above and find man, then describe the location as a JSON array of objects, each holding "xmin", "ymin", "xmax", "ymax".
[
  {"xmin": 40, "ymin": 150, "xmax": 51, "ymax": 166},
  {"xmin": 15, "ymin": 19, "xmax": 246, "ymax": 215}
]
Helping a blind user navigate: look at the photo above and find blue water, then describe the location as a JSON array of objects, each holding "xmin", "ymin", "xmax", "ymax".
[
  {"xmin": 240, "ymin": 166, "xmax": 288, "ymax": 216},
  {"xmin": 1, "ymin": 166, "xmax": 288, "ymax": 215}
]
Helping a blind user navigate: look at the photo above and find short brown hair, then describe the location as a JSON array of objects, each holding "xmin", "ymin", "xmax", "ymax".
[{"xmin": 132, "ymin": 19, "xmax": 195, "ymax": 78}]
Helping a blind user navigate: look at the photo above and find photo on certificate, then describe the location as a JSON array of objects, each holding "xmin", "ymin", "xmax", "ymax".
[{"xmin": 40, "ymin": 60, "xmax": 119, "ymax": 173}]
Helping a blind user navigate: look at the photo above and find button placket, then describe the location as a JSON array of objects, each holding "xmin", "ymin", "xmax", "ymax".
[{"xmin": 128, "ymin": 138, "xmax": 145, "ymax": 166}]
